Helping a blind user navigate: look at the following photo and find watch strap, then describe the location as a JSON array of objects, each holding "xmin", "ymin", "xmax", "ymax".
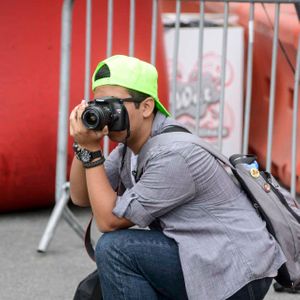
[
  {"xmin": 73, "ymin": 142, "xmax": 103, "ymax": 163},
  {"xmin": 83, "ymin": 156, "xmax": 106, "ymax": 169}
]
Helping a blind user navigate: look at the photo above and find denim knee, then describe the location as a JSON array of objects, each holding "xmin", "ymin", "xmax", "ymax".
[
  {"xmin": 95, "ymin": 232, "xmax": 115, "ymax": 264},
  {"xmin": 95, "ymin": 230, "xmax": 130, "ymax": 267}
]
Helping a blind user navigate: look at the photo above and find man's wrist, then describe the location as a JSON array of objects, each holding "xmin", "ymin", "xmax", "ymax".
[
  {"xmin": 73, "ymin": 141, "xmax": 102, "ymax": 152},
  {"xmin": 73, "ymin": 142, "xmax": 82, "ymax": 161},
  {"xmin": 73, "ymin": 142, "xmax": 103, "ymax": 164}
]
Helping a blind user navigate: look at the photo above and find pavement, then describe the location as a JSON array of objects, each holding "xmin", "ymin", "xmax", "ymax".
[{"xmin": 0, "ymin": 205, "xmax": 299, "ymax": 300}]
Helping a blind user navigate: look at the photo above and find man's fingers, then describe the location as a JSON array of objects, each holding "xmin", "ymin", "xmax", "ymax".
[
  {"xmin": 70, "ymin": 101, "xmax": 87, "ymax": 121},
  {"xmin": 76, "ymin": 104, "xmax": 86, "ymax": 120},
  {"xmin": 69, "ymin": 101, "xmax": 105, "ymax": 146},
  {"xmin": 69, "ymin": 125, "xmax": 74, "ymax": 137},
  {"xmin": 70, "ymin": 104, "xmax": 81, "ymax": 121},
  {"xmin": 69, "ymin": 108, "xmax": 76, "ymax": 121}
]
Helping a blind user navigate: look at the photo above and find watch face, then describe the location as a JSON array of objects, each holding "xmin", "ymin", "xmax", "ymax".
[{"xmin": 80, "ymin": 149, "xmax": 91, "ymax": 163}]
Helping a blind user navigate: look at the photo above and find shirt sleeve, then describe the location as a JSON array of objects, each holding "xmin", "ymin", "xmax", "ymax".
[
  {"xmin": 104, "ymin": 144, "xmax": 122, "ymax": 191},
  {"xmin": 112, "ymin": 148, "xmax": 196, "ymax": 227}
]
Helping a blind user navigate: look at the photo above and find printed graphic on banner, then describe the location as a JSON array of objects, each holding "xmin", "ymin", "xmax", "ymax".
[
  {"xmin": 174, "ymin": 52, "xmax": 235, "ymax": 141},
  {"xmin": 164, "ymin": 25, "xmax": 244, "ymax": 156}
]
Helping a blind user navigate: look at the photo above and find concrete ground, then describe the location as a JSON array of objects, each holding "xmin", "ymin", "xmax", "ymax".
[{"xmin": 0, "ymin": 205, "xmax": 298, "ymax": 300}]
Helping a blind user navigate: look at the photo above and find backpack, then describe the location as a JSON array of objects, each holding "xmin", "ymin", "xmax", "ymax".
[{"xmin": 136, "ymin": 130, "xmax": 300, "ymax": 288}]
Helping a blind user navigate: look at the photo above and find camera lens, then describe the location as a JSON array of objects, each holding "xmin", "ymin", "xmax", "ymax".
[
  {"xmin": 82, "ymin": 105, "xmax": 112, "ymax": 130},
  {"xmin": 84, "ymin": 112, "xmax": 98, "ymax": 126}
]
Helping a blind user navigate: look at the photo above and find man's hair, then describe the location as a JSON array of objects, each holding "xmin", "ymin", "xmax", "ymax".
[{"xmin": 126, "ymin": 88, "xmax": 157, "ymax": 114}]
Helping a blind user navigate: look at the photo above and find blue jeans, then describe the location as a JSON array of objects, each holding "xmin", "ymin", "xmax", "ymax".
[{"xmin": 95, "ymin": 229, "xmax": 272, "ymax": 300}]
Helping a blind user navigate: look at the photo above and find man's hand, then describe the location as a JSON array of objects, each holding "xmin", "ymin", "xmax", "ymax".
[{"xmin": 69, "ymin": 100, "xmax": 109, "ymax": 151}]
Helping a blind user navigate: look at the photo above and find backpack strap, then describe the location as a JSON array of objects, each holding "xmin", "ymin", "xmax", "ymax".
[
  {"xmin": 84, "ymin": 216, "xmax": 96, "ymax": 261},
  {"xmin": 136, "ymin": 131, "xmax": 234, "ymax": 182},
  {"xmin": 160, "ymin": 125, "xmax": 191, "ymax": 134}
]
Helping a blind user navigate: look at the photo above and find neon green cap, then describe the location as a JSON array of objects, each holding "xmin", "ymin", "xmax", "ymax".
[{"xmin": 92, "ymin": 55, "xmax": 170, "ymax": 116}]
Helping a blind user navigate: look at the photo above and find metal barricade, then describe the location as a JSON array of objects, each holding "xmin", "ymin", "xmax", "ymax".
[{"xmin": 38, "ymin": 0, "xmax": 300, "ymax": 252}]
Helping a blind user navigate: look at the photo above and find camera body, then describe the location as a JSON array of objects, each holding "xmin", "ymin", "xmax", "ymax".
[{"xmin": 81, "ymin": 97, "xmax": 129, "ymax": 131}]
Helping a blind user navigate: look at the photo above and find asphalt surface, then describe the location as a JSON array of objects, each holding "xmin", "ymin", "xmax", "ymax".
[{"xmin": 0, "ymin": 205, "xmax": 298, "ymax": 300}]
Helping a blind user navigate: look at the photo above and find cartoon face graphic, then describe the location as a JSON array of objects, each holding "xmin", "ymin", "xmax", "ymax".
[{"xmin": 171, "ymin": 52, "xmax": 235, "ymax": 142}]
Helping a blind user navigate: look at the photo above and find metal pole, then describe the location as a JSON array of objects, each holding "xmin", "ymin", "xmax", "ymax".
[
  {"xmin": 84, "ymin": 0, "xmax": 92, "ymax": 100},
  {"xmin": 150, "ymin": 0, "xmax": 158, "ymax": 65},
  {"xmin": 63, "ymin": 205, "xmax": 85, "ymax": 239},
  {"xmin": 170, "ymin": 0, "xmax": 181, "ymax": 117},
  {"xmin": 38, "ymin": 183, "xmax": 71, "ymax": 252},
  {"xmin": 266, "ymin": 3, "xmax": 280, "ymax": 172},
  {"xmin": 38, "ymin": 0, "xmax": 76, "ymax": 253},
  {"xmin": 129, "ymin": 0, "xmax": 135, "ymax": 57},
  {"xmin": 103, "ymin": 0, "xmax": 114, "ymax": 157},
  {"xmin": 106, "ymin": 0, "xmax": 113, "ymax": 58},
  {"xmin": 64, "ymin": 0, "xmax": 92, "ymax": 235},
  {"xmin": 217, "ymin": 1, "xmax": 229, "ymax": 152},
  {"xmin": 38, "ymin": 0, "xmax": 86, "ymax": 253},
  {"xmin": 242, "ymin": 2, "xmax": 255, "ymax": 154},
  {"xmin": 55, "ymin": 0, "xmax": 74, "ymax": 203},
  {"xmin": 291, "ymin": 35, "xmax": 300, "ymax": 197},
  {"xmin": 195, "ymin": 0, "xmax": 205, "ymax": 136}
]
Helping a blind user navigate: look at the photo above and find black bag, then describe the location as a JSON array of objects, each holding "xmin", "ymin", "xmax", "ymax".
[
  {"xmin": 73, "ymin": 270, "xmax": 102, "ymax": 300},
  {"xmin": 73, "ymin": 218, "xmax": 103, "ymax": 300}
]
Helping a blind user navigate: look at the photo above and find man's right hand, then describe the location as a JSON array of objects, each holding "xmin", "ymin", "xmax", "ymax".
[{"xmin": 69, "ymin": 100, "xmax": 108, "ymax": 151}]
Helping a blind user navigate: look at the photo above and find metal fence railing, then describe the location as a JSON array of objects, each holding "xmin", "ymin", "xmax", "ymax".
[{"xmin": 38, "ymin": 0, "xmax": 300, "ymax": 252}]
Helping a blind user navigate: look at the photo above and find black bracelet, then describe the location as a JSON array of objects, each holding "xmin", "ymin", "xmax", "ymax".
[{"xmin": 83, "ymin": 156, "xmax": 106, "ymax": 169}]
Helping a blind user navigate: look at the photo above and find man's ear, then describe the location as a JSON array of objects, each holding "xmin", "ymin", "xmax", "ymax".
[{"xmin": 141, "ymin": 97, "xmax": 155, "ymax": 118}]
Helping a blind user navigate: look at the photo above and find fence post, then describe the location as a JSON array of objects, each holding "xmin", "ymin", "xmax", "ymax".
[
  {"xmin": 103, "ymin": 0, "xmax": 114, "ymax": 157},
  {"xmin": 291, "ymin": 35, "xmax": 300, "ymax": 197},
  {"xmin": 170, "ymin": 0, "xmax": 181, "ymax": 117},
  {"xmin": 151, "ymin": 0, "xmax": 158, "ymax": 65},
  {"xmin": 217, "ymin": 1, "xmax": 229, "ymax": 152},
  {"xmin": 266, "ymin": 3, "xmax": 280, "ymax": 172},
  {"xmin": 195, "ymin": 0, "xmax": 205, "ymax": 136},
  {"xmin": 242, "ymin": 2, "xmax": 255, "ymax": 154}
]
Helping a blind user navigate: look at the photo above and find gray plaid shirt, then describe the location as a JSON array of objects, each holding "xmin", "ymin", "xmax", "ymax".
[{"xmin": 105, "ymin": 112, "xmax": 286, "ymax": 300}]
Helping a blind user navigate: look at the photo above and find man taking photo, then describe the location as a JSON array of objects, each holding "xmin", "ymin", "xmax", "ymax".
[{"xmin": 69, "ymin": 55, "xmax": 285, "ymax": 300}]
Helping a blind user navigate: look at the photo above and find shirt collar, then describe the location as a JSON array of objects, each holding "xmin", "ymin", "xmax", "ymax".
[{"xmin": 150, "ymin": 112, "xmax": 168, "ymax": 137}]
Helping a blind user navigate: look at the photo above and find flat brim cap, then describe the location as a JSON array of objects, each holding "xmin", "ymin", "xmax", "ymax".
[{"xmin": 92, "ymin": 55, "xmax": 170, "ymax": 116}]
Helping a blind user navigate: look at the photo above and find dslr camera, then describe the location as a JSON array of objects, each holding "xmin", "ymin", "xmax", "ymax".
[{"xmin": 81, "ymin": 96, "xmax": 129, "ymax": 131}]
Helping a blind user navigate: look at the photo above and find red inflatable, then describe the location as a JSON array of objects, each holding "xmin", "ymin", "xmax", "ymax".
[{"xmin": 0, "ymin": 0, "xmax": 169, "ymax": 212}]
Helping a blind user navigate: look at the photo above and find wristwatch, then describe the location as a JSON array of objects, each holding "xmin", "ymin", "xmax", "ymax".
[{"xmin": 73, "ymin": 142, "xmax": 103, "ymax": 164}]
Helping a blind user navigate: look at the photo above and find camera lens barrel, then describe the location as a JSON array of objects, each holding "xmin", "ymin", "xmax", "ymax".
[{"xmin": 82, "ymin": 106, "xmax": 112, "ymax": 130}]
